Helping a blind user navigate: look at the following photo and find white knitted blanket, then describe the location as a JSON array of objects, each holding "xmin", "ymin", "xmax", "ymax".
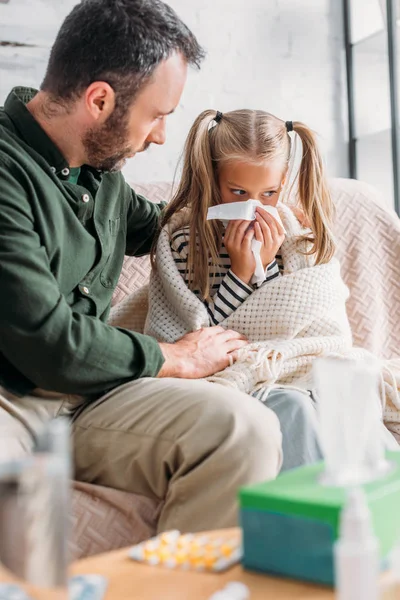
[{"xmin": 143, "ymin": 203, "xmax": 400, "ymax": 427}]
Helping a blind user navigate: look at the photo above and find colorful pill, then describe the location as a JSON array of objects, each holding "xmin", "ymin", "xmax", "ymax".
[
  {"xmin": 159, "ymin": 530, "xmax": 180, "ymax": 545},
  {"xmin": 220, "ymin": 544, "xmax": 233, "ymax": 557},
  {"xmin": 164, "ymin": 558, "xmax": 177, "ymax": 569},
  {"xmin": 158, "ymin": 548, "xmax": 173, "ymax": 561},
  {"xmin": 144, "ymin": 539, "xmax": 160, "ymax": 552},
  {"xmin": 177, "ymin": 533, "xmax": 194, "ymax": 545},
  {"xmin": 129, "ymin": 545, "xmax": 145, "ymax": 560},
  {"xmin": 175, "ymin": 550, "xmax": 188, "ymax": 564},
  {"xmin": 143, "ymin": 548, "xmax": 157, "ymax": 561},
  {"xmin": 204, "ymin": 555, "xmax": 218, "ymax": 569}
]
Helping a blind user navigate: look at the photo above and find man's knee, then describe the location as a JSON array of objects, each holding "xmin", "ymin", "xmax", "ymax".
[
  {"xmin": 0, "ymin": 395, "xmax": 62, "ymax": 462},
  {"xmin": 0, "ymin": 409, "xmax": 33, "ymax": 461},
  {"xmin": 187, "ymin": 383, "xmax": 283, "ymax": 477},
  {"xmin": 73, "ymin": 378, "xmax": 283, "ymax": 497}
]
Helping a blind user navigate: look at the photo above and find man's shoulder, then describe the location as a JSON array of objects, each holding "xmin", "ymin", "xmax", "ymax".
[
  {"xmin": 0, "ymin": 103, "xmax": 20, "ymax": 146},
  {"xmin": 0, "ymin": 105, "xmax": 15, "ymax": 131},
  {"xmin": 0, "ymin": 117, "xmax": 27, "ymax": 170}
]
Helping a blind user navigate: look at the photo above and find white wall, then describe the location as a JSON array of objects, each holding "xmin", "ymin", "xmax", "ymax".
[{"xmin": 0, "ymin": 0, "xmax": 348, "ymax": 184}]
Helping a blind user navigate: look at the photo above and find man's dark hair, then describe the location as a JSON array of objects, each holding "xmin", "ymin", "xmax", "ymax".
[{"xmin": 41, "ymin": 0, "xmax": 205, "ymax": 106}]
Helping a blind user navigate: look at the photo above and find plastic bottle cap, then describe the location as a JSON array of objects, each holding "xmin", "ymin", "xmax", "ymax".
[
  {"xmin": 208, "ymin": 592, "xmax": 232, "ymax": 600},
  {"xmin": 208, "ymin": 582, "xmax": 250, "ymax": 600},
  {"xmin": 340, "ymin": 487, "xmax": 376, "ymax": 543},
  {"xmin": 224, "ymin": 581, "xmax": 250, "ymax": 599}
]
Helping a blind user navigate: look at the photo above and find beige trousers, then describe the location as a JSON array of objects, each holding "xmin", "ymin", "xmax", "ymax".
[{"xmin": 0, "ymin": 378, "xmax": 282, "ymax": 532}]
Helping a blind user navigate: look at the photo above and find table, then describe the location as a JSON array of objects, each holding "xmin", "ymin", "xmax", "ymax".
[{"xmin": 71, "ymin": 529, "xmax": 334, "ymax": 600}]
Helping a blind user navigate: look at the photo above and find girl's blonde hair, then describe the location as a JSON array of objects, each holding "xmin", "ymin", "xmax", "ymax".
[{"xmin": 153, "ymin": 109, "xmax": 335, "ymax": 300}]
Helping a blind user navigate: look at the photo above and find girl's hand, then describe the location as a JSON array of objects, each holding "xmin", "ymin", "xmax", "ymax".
[
  {"xmin": 254, "ymin": 207, "xmax": 286, "ymax": 269},
  {"xmin": 224, "ymin": 219, "xmax": 256, "ymax": 285}
]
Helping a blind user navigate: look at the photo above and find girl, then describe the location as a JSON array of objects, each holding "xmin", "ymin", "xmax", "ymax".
[{"xmin": 144, "ymin": 109, "xmax": 351, "ymax": 471}]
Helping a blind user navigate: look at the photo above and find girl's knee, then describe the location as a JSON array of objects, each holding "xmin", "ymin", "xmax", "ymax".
[{"xmin": 268, "ymin": 389, "xmax": 316, "ymax": 423}]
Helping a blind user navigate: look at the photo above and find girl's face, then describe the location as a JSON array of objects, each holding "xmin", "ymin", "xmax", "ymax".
[{"xmin": 218, "ymin": 160, "xmax": 285, "ymax": 207}]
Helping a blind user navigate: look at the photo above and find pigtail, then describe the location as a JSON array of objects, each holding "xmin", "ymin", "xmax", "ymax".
[
  {"xmin": 292, "ymin": 121, "xmax": 335, "ymax": 264},
  {"xmin": 152, "ymin": 110, "xmax": 223, "ymax": 299}
]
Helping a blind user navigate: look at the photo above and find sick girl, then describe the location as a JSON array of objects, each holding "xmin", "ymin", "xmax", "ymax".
[{"xmin": 146, "ymin": 109, "xmax": 345, "ymax": 471}]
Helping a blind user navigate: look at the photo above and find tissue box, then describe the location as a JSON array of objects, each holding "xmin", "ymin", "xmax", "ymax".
[{"xmin": 239, "ymin": 451, "xmax": 400, "ymax": 586}]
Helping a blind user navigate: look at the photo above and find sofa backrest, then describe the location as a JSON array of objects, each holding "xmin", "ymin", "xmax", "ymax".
[
  {"xmin": 112, "ymin": 179, "xmax": 400, "ymax": 360},
  {"xmin": 331, "ymin": 178, "xmax": 400, "ymax": 360}
]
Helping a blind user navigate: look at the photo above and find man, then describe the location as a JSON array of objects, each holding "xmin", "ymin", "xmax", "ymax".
[{"xmin": 0, "ymin": 0, "xmax": 282, "ymax": 532}]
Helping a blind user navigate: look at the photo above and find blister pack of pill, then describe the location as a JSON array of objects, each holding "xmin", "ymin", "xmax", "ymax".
[
  {"xmin": 69, "ymin": 574, "xmax": 108, "ymax": 600},
  {"xmin": 0, "ymin": 575, "xmax": 107, "ymax": 600},
  {"xmin": 128, "ymin": 530, "xmax": 242, "ymax": 572}
]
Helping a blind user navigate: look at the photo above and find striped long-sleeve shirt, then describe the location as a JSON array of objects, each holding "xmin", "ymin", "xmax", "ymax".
[{"xmin": 170, "ymin": 226, "xmax": 283, "ymax": 325}]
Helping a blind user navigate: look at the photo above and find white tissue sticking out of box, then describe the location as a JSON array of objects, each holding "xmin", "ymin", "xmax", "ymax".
[
  {"xmin": 313, "ymin": 356, "xmax": 393, "ymax": 487},
  {"xmin": 206, "ymin": 200, "xmax": 286, "ymax": 285}
]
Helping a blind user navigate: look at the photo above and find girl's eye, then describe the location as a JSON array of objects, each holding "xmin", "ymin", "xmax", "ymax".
[
  {"xmin": 262, "ymin": 191, "xmax": 277, "ymax": 198},
  {"xmin": 231, "ymin": 189, "xmax": 246, "ymax": 196}
]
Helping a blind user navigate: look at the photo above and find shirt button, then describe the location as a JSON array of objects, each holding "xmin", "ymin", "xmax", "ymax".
[
  {"xmin": 82, "ymin": 194, "xmax": 90, "ymax": 203},
  {"xmin": 61, "ymin": 167, "xmax": 70, "ymax": 177},
  {"xmin": 50, "ymin": 166, "xmax": 56, "ymax": 173},
  {"xmin": 82, "ymin": 286, "xmax": 90, "ymax": 295}
]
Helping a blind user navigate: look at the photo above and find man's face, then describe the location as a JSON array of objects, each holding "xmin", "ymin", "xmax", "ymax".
[{"xmin": 83, "ymin": 52, "xmax": 187, "ymax": 172}]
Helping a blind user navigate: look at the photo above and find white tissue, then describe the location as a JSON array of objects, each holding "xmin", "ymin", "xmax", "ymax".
[
  {"xmin": 313, "ymin": 356, "xmax": 392, "ymax": 487},
  {"xmin": 206, "ymin": 199, "xmax": 285, "ymax": 230},
  {"xmin": 250, "ymin": 239, "xmax": 264, "ymax": 284},
  {"xmin": 206, "ymin": 200, "xmax": 286, "ymax": 285}
]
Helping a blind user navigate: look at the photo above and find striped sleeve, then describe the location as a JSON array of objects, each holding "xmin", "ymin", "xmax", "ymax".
[
  {"xmin": 276, "ymin": 253, "xmax": 284, "ymax": 273},
  {"xmin": 170, "ymin": 229, "xmax": 190, "ymax": 282},
  {"xmin": 170, "ymin": 228, "xmax": 253, "ymax": 325},
  {"xmin": 206, "ymin": 270, "xmax": 253, "ymax": 325},
  {"xmin": 251, "ymin": 259, "xmax": 282, "ymax": 289}
]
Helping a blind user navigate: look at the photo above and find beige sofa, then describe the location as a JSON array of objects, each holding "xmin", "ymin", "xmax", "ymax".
[{"xmin": 70, "ymin": 177, "xmax": 400, "ymax": 559}]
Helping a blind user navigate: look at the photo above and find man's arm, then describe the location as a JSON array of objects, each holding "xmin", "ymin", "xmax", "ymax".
[
  {"xmin": 0, "ymin": 170, "xmax": 247, "ymax": 394},
  {"xmin": 0, "ymin": 166, "xmax": 165, "ymax": 395},
  {"xmin": 125, "ymin": 183, "xmax": 166, "ymax": 257}
]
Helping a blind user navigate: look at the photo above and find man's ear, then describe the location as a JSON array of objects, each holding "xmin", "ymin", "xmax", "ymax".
[{"xmin": 84, "ymin": 81, "xmax": 116, "ymax": 124}]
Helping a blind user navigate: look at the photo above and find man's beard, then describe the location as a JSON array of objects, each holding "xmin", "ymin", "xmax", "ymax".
[{"xmin": 83, "ymin": 109, "xmax": 150, "ymax": 173}]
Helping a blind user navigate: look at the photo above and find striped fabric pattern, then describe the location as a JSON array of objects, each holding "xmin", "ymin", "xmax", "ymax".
[{"xmin": 170, "ymin": 226, "xmax": 283, "ymax": 325}]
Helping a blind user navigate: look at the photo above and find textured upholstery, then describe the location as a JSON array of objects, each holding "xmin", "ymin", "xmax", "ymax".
[
  {"xmin": 71, "ymin": 482, "xmax": 161, "ymax": 559},
  {"xmin": 332, "ymin": 178, "xmax": 400, "ymax": 360}
]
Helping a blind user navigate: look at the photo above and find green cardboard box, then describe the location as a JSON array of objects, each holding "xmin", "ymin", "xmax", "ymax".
[{"xmin": 239, "ymin": 451, "xmax": 400, "ymax": 585}]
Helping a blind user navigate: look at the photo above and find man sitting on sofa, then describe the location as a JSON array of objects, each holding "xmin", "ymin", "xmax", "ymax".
[{"xmin": 0, "ymin": 0, "xmax": 282, "ymax": 532}]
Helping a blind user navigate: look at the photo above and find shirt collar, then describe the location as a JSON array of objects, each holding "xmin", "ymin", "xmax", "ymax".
[
  {"xmin": 4, "ymin": 87, "xmax": 70, "ymax": 175},
  {"xmin": 3, "ymin": 87, "xmax": 103, "ymax": 183}
]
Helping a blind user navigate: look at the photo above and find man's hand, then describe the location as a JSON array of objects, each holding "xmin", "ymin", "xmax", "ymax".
[{"xmin": 158, "ymin": 326, "xmax": 248, "ymax": 379}]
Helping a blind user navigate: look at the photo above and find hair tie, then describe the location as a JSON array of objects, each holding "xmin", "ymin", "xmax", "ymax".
[
  {"xmin": 215, "ymin": 111, "xmax": 223, "ymax": 124},
  {"xmin": 285, "ymin": 120, "xmax": 293, "ymax": 133}
]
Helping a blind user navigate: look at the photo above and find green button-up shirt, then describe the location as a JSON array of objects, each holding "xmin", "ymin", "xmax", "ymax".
[{"xmin": 0, "ymin": 87, "xmax": 165, "ymax": 397}]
